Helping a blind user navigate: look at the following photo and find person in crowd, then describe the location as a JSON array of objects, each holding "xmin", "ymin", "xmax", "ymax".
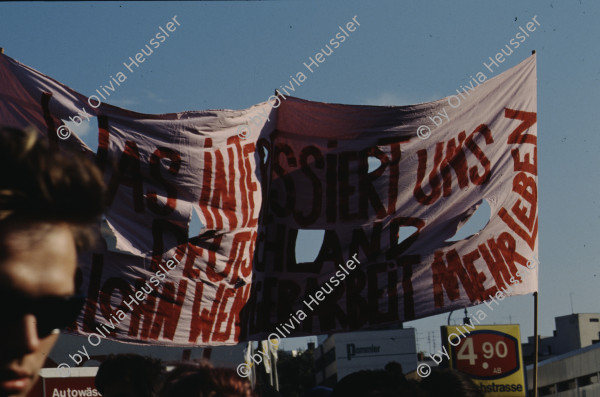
[
  {"xmin": 254, "ymin": 383, "xmax": 282, "ymax": 397},
  {"xmin": 160, "ymin": 361, "xmax": 256, "ymax": 397},
  {"xmin": 95, "ymin": 354, "xmax": 165, "ymax": 397},
  {"xmin": 418, "ymin": 368, "xmax": 484, "ymax": 397},
  {"xmin": 0, "ymin": 127, "xmax": 105, "ymax": 397},
  {"xmin": 304, "ymin": 385, "xmax": 333, "ymax": 397},
  {"xmin": 384, "ymin": 361, "xmax": 409, "ymax": 387},
  {"xmin": 331, "ymin": 369, "xmax": 425, "ymax": 397}
]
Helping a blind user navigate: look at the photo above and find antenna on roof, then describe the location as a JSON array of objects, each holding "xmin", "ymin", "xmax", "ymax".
[{"xmin": 570, "ymin": 293, "xmax": 575, "ymax": 314}]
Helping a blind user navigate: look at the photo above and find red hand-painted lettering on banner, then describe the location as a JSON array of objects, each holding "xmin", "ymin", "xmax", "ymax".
[
  {"xmin": 212, "ymin": 287, "xmax": 237, "ymax": 342},
  {"xmin": 440, "ymin": 131, "xmax": 469, "ymax": 197},
  {"xmin": 189, "ymin": 283, "xmax": 224, "ymax": 344},
  {"xmin": 432, "ymin": 231, "xmax": 529, "ymax": 308},
  {"xmin": 387, "ymin": 217, "xmax": 425, "ymax": 258},
  {"xmin": 432, "ymin": 248, "xmax": 486, "ymax": 306},
  {"xmin": 242, "ymin": 141, "xmax": 258, "ymax": 227},
  {"xmin": 82, "ymin": 254, "xmax": 105, "ymax": 332},
  {"xmin": 498, "ymin": 109, "xmax": 538, "ymax": 250},
  {"xmin": 414, "ymin": 125, "xmax": 493, "ymax": 206},
  {"xmin": 510, "ymin": 172, "xmax": 538, "ymax": 230},
  {"xmin": 397, "ymin": 255, "xmax": 419, "ymax": 321},
  {"xmin": 499, "ymin": 207, "xmax": 538, "ymax": 250},
  {"xmin": 505, "ymin": 108, "xmax": 537, "ymax": 145},
  {"xmin": 147, "ymin": 148, "xmax": 181, "ymax": 215},
  {"xmin": 414, "ymin": 142, "xmax": 444, "ymax": 205},
  {"xmin": 147, "ymin": 281, "xmax": 187, "ymax": 340},
  {"xmin": 201, "ymin": 236, "xmax": 226, "ymax": 283},
  {"xmin": 478, "ymin": 239, "xmax": 511, "ymax": 291},
  {"xmin": 344, "ymin": 268, "xmax": 368, "ymax": 330},
  {"xmin": 465, "ymin": 124, "xmax": 493, "ymax": 185},
  {"xmin": 106, "ymin": 140, "xmax": 145, "ymax": 212},
  {"xmin": 271, "ymin": 142, "xmax": 297, "ymax": 218},
  {"xmin": 211, "ymin": 149, "xmax": 237, "ymax": 229},
  {"xmin": 96, "ymin": 115, "xmax": 110, "ymax": 171},
  {"xmin": 230, "ymin": 284, "xmax": 252, "ymax": 341},
  {"xmin": 127, "ymin": 282, "xmax": 158, "ymax": 338},
  {"xmin": 295, "ymin": 146, "xmax": 324, "ymax": 226},
  {"xmin": 386, "ymin": 142, "xmax": 402, "ymax": 215},
  {"xmin": 511, "ymin": 146, "xmax": 537, "ymax": 175},
  {"xmin": 98, "ymin": 277, "xmax": 133, "ymax": 329},
  {"xmin": 367, "ymin": 262, "xmax": 399, "ymax": 323},
  {"xmin": 221, "ymin": 231, "xmax": 255, "ymax": 281},
  {"xmin": 270, "ymin": 141, "xmax": 402, "ymax": 226},
  {"xmin": 197, "ymin": 137, "xmax": 257, "ymax": 232},
  {"xmin": 358, "ymin": 147, "xmax": 388, "ymax": 220},
  {"xmin": 149, "ymin": 218, "xmax": 188, "ymax": 273},
  {"xmin": 199, "ymin": 138, "xmax": 215, "ymax": 229},
  {"xmin": 228, "ymin": 138, "xmax": 249, "ymax": 228}
]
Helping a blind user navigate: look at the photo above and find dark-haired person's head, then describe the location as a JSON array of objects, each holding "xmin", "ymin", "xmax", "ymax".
[
  {"xmin": 384, "ymin": 362, "xmax": 404, "ymax": 378},
  {"xmin": 95, "ymin": 354, "xmax": 164, "ymax": 397},
  {"xmin": 304, "ymin": 386, "xmax": 332, "ymax": 397},
  {"xmin": 0, "ymin": 127, "xmax": 104, "ymax": 397},
  {"xmin": 419, "ymin": 368, "xmax": 483, "ymax": 397},
  {"xmin": 332, "ymin": 369, "xmax": 424, "ymax": 397},
  {"xmin": 160, "ymin": 361, "xmax": 256, "ymax": 397},
  {"xmin": 255, "ymin": 383, "xmax": 282, "ymax": 397}
]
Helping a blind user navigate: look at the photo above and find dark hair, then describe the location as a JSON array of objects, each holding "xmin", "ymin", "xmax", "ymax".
[
  {"xmin": 419, "ymin": 368, "xmax": 484, "ymax": 397},
  {"xmin": 0, "ymin": 127, "xmax": 104, "ymax": 252},
  {"xmin": 160, "ymin": 361, "xmax": 256, "ymax": 397},
  {"xmin": 384, "ymin": 361, "xmax": 404, "ymax": 376},
  {"xmin": 304, "ymin": 386, "xmax": 332, "ymax": 397},
  {"xmin": 332, "ymin": 369, "xmax": 425, "ymax": 397},
  {"xmin": 255, "ymin": 383, "xmax": 283, "ymax": 397},
  {"xmin": 95, "ymin": 354, "xmax": 165, "ymax": 397}
]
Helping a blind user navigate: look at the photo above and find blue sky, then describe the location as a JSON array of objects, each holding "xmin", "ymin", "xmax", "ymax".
[{"xmin": 1, "ymin": 1, "xmax": 599, "ymax": 354}]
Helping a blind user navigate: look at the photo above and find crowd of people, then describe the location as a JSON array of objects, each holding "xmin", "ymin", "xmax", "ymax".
[
  {"xmin": 0, "ymin": 127, "xmax": 483, "ymax": 397},
  {"xmin": 95, "ymin": 354, "xmax": 484, "ymax": 397}
]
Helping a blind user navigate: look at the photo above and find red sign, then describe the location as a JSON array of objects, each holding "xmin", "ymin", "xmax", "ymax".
[
  {"xmin": 44, "ymin": 377, "xmax": 100, "ymax": 397},
  {"xmin": 450, "ymin": 330, "xmax": 520, "ymax": 379}
]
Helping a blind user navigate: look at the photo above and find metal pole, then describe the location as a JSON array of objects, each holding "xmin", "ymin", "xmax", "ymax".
[
  {"xmin": 272, "ymin": 346, "xmax": 280, "ymax": 391},
  {"xmin": 531, "ymin": 48, "xmax": 538, "ymax": 397},
  {"xmin": 248, "ymin": 341, "xmax": 256, "ymax": 389},
  {"xmin": 533, "ymin": 291, "xmax": 539, "ymax": 397},
  {"xmin": 252, "ymin": 342, "xmax": 257, "ymax": 388},
  {"xmin": 267, "ymin": 342, "xmax": 274, "ymax": 387}
]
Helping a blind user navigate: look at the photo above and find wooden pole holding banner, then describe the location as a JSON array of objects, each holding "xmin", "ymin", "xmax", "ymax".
[
  {"xmin": 531, "ymin": 48, "xmax": 538, "ymax": 397},
  {"xmin": 0, "ymin": 48, "xmax": 4, "ymax": 54},
  {"xmin": 533, "ymin": 291, "xmax": 539, "ymax": 397},
  {"xmin": 272, "ymin": 347, "xmax": 279, "ymax": 391},
  {"xmin": 267, "ymin": 342, "xmax": 274, "ymax": 387}
]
